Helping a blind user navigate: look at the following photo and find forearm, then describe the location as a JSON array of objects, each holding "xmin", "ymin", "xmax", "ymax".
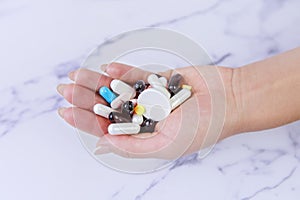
[{"xmin": 233, "ymin": 47, "xmax": 300, "ymax": 133}]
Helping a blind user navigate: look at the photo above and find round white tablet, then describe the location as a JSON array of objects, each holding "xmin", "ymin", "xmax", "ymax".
[{"xmin": 137, "ymin": 88, "xmax": 171, "ymax": 121}]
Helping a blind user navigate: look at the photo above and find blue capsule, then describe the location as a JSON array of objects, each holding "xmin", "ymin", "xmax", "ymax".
[{"xmin": 99, "ymin": 86, "xmax": 117, "ymax": 104}]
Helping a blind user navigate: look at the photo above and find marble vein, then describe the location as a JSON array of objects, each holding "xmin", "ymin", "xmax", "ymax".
[{"xmin": 240, "ymin": 167, "xmax": 297, "ymax": 200}]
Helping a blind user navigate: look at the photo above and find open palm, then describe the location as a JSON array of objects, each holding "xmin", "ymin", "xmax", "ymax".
[{"xmin": 57, "ymin": 63, "xmax": 235, "ymax": 159}]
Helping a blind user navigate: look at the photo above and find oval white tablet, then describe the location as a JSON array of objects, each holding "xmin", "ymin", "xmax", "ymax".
[
  {"xmin": 159, "ymin": 76, "xmax": 168, "ymax": 87},
  {"xmin": 137, "ymin": 88, "xmax": 171, "ymax": 121},
  {"xmin": 108, "ymin": 123, "xmax": 140, "ymax": 135},
  {"xmin": 110, "ymin": 79, "xmax": 136, "ymax": 98},
  {"xmin": 148, "ymin": 74, "xmax": 163, "ymax": 87}
]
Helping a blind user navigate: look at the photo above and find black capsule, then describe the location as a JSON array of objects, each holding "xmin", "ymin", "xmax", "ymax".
[
  {"xmin": 168, "ymin": 74, "xmax": 183, "ymax": 95},
  {"xmin": 108, "ymin": 112, "xmax": 132, "ymax": 123},
  {"xmin": 133, "ymin": 80, "xmax": 146, "ymax": 93},
  {"xmin": 121, "ymin": 101, "xmax": 134, "ymax": 115},
  {"xmin": 140, "ymin": 118, "xmax": 157, "ymax": 133}
]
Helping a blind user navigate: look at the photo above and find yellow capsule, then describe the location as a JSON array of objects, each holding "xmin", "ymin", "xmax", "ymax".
[
  {"xmin": 134, "ymin": 105, "xmax": 145, "ymax": 115},
  {"xmin": 182, "ymin": 84, "xmax": 192, "ymax": 90}
]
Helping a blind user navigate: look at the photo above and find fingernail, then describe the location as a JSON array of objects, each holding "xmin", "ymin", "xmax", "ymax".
[
  {"xmin": 68, "ymin": 70, "xmax": 77, "ymax": 80},
  {"xmin": 57, "ymin": 84, "xmax": 66, "ymax": 96},
  {"xmin": 93, "ymin": 146, "xmax": 110, "ymax": 155},
  {"xmin": 58, "ymin": 107, "xmax": 67, "ymax": 118},
  {"xmin": 100, "ymin": 64, "xmax": 108, "ymax": 72}
]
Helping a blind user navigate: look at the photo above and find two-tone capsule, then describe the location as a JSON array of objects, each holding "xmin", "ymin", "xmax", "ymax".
[
  {"xmin": 170, "ymin": 87, "xmax": 192, "ymax": 110},
  {"xmin": 168, "ymin": 74, "xmax": 183, "ymax": 95},
  {"xmin": 140, "ymin": 119, "xmax": 157, "ymax": 133},
  {"xmin": 108, "ymin": 112, "xmax": 131, "ymax": 123},
  {"xmin": 99, "ymin": 86, "xmax": 117, "ymax": 104},
  {"xmin": 93, "ymin": 104, "xmax": 116, "ymax": 118}
]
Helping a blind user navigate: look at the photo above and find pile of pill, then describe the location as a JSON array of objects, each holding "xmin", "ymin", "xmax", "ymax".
[{"xmin": 93, "ymin": 73, "xmax": 192, "ymax": 135}]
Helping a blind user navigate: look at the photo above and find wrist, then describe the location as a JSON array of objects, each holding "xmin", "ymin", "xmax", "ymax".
[{"xmin": 218, "ymin": 66, "xmax": 244, "ymax": 139}]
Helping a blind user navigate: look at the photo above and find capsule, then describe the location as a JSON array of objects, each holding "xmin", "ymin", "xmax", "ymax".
[
  {"xmin": 108, "ymin": 112, "xmax": 132, "ymax": 123},
  {"xmin": 108, "ymin": 123, "xmax": 141, "ymax": 135},
  {"xmin": 121, "ymin": 101, "xmax": 135, "ymax": 115},
  {"xmin": 170, "ymin": 88, "xmax": 191, "ymax": 110},
  {"xmin": 93, "ymin": 104, "xmax": 115, "ymax": 118},
  {"xmin": 110, "ymin": 79, "xmax": 136, "ymax": 98},
  {"xmin": 133, "ymin": 80, "xmax": 146, "ymax": 93},
  {"xmin": 140, "ymin": 119, "xmax": 157, "ymax": 133},
  {"xmin": 110, "ymin": 92, "xmax": 132, "ymax": 109},
  {"xmin": 168, "ymin": 74, "xmax": 183, "ymax": 95},
  {"xmin": 132, "ymin": 114, "xmax": 144, "ymax": 125},
  {"xmin": 99, "ymin": 86, "xmax": 117, "ymax": 104}
]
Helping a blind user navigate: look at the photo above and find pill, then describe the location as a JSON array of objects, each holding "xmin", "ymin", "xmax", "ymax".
[
  {"xmin": 121, "ymin": 101, "xmax": 135, "ymax": 115},
  {"xmin": 153, "ymin": 85, "xmax": 171, "ymax": 98},
  {"xmin": 93, "ymin": 104, "xmax": 115, "ymax": 118},
  {"xmin": 110, "ymin": 79, "xmax": 136, "ymax": 98},
  {"xmin": 140, "ymin": 119, "xmax": 157, "ymax": 133},
  {"xmin": 170, "ymin": 88, "xmax": 191, "ymax": 110},
  {"xmin": 132, "ymin": 114, "xmax": 144, "ymax": 125},
  {"xmin": 134, "ymin": 104, "xmax": 145, "ymax": 115},
  {"xmin": 108, "ymin": 123, "xmax": 140, "ymax": 135},
  {"xmin": 110, "ymin": 92, "xmax": 132, "ymax": 109},
  {"xmin": 108, "ymin": 112, "xmax": 132, "ymax": 123},
  {"xmin": 182, "ymin": 84, "xmax": 192, "ymax": 90},
  {"xmin": 147, "ymin": 74, "xmax": 171, "ymax": 98},
  {"xmin": 130, "ymin": 99, "xmax": 137, "ymax": 105},
  {"xmin": 148, "ymin": 74, "xmax": 164, "ymax": 87},
  {"xmin": 159, "ymin": 76, "xmax": 168, "ymax": 87},
  {"xmin": 99, "ymin": 86, "xmax": 117, "ymax": 104},
  {"xmin": 138, "ymin": 88, "xmax": 171, "ymax": 121},
  {"xmin": 168, "ymin": 74, "xmax": 183, "ymax": 95},
  {"xmin": 133, "ymin": 80, "xmax": 146, "ymax": 93}
]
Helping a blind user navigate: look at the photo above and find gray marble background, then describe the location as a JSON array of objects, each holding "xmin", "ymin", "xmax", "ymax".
[{"xmin": 0, "ymin": 0, "xmax": 300, "ymax": 199}]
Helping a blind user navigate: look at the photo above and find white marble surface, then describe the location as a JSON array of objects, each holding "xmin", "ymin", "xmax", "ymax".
[{"xmin": 0, "ymin": 0, "xmax": 300, "ymax": 199}]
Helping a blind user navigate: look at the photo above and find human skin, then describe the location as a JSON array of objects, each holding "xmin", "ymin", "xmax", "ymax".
[{"xmin": 57, "ymin": 47, "xmax": 300, "ymax": 159}]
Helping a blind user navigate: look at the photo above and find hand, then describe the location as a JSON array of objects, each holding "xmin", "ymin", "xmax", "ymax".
[{"xmin": 57, "ymin": 63, "xmax": 240, "ymax": 159}]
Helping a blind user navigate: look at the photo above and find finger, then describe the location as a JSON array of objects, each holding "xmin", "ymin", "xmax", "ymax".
[
  {"xmin": 69, "ymin": 68, "xmax": 112, "ymax": 92},
  {"xmin": 57, "ymin": 83, "xmax": 108, "ymax": 110},
  {"xmin": 58, "ymin": 107, "xmax": 109, "ymax": 137},
  {"xmin": 103, "ymin": 62, "xmax": 173, "ymax": 84}
]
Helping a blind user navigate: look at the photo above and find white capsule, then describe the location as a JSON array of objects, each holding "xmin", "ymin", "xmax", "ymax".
[
  {"xmin": 93, "ymin": 104, "xmax": 115, "ymax": 118},
  {"xmin": 108, "ymin": 123, "xmax": 141, "ymax": 135},
  {"xmin": 110, "ymin": 93, "xmax": 132, "ymax": 109},
  {"xmin": 170, "ymin": 88, "xmax": 192, "ymax": 110},
  {"xmin": 132, "ymin": 114, "xmax": 144, "ymax": 125},
  {"xmin": 159, "ymin": 76, "xmax": 168, "ymax": 87},
  {"xmin": 110, "ymin": 79, "xmax": 136, "ymax": 98}
]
